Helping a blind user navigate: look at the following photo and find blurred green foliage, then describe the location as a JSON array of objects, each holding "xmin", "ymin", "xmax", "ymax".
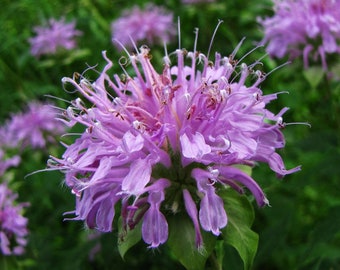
[{"xmin": 0, "ymin": 0, "xmax": 339, "ymax": 269}]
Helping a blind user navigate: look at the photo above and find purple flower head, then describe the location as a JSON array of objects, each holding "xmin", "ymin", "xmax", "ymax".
[
  {"xmin": 0, "ymin": 149, "xmax": 20, "ymax": 177},
  {"xmin": 29, "ymin": 18, "xmax": 82, "ymax": 57},
  {"xmin": 111, "ymin": 4, "xmax": 175, "ymax": 49},
  {"xmin": 0, "ymin": 182, "xmax": 29, "ymax": 255},
  {"xmin": 1, "ymin": 102, "xmax": 65, "ymax": 149},
  {"xmin": 51, "ymin": 28, "xmax": 300, "ymax": 249},
  {"xmin": 258, "ymin": 0, "xmax": 340, "ymax": 70}
]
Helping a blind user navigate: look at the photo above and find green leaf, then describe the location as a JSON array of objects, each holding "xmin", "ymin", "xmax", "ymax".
[
  {"xmin": 117, "ymin": 217, "xmax": 142, "ymax": 259},
  {"xmin": 62, "ymin": 49, "xmax": 91, "ymax": 65},
  {"xmin": 37, "ymin": 59, "xmax": 56, "ymax": 68},
  {"xmin": 167, "ymin": 213, "xmax": 216, "ymax": 270},
  {"xmin": 303, "ymin": 66, "xmax": 325, "ymax": 89},
  {"xmin": 220, "ymin": 188, "xmax": 259, "ymax": 270}
]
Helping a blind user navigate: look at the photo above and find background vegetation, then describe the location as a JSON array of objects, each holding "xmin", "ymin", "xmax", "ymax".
[{"xmin": 1, "ymin": 0, "xmax": 339, "ymax": 269}]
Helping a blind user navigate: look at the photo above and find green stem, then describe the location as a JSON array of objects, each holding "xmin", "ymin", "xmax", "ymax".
[{"xmin": 208, "ymin": 251, "xmax": 223, "ymax": 270}]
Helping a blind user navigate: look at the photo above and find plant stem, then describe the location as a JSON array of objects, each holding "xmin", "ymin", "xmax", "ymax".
[{"xmin": 208, "ymin": 251, "xmax": 223, "ymax": 270}]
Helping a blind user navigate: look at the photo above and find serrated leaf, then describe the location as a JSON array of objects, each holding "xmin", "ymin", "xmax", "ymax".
[
  {"xmin": 117, "ymin": 217, "xmax": 142, "ymax": 259},
  {"xmin": 167, "ymin": 213, "xmax": 216, "ymax": 270},
  {"xmin": 220, "ymin": 188, "xmax": 258, "ymax": 270}
]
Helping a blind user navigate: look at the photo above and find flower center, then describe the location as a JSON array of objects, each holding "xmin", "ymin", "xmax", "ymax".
[{"xmin": 151, "ymin": 152, "xmax": 205, "ymax": 213}]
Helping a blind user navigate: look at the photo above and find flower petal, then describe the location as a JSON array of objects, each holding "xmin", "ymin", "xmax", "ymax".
[
  {"xmin": 192, "ymin": 168, "xmax": 227, "ymax": 235},
  {"xmin": 122, "ymin": 157, "xmax": 152, "ymax": 195},
  {"xmin": 180, "ymin": 132, "xmax": 211, "ymax": 159},
  {"xmin": 183, "ymin": 189, "xmax": 203, "ymax": 248},
  {"xmin": 142, "ymin": 190, "xmax": 168, "ymax": 248},
  {"xmin": 217, "ymin": 166, "xmax": 269, "ymax": 207}
]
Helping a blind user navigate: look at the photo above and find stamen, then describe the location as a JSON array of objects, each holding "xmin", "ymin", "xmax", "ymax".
[
  {"xmin": 128, "ymin": 35, "xmax": 139, "ymax": 54},
  {"xmin": 207, "ymin": 19, "xmax": 224, "ymax": 60},
  {"xmin": 237, "ymin": 44, "xmax": 264, "ymax": 64},
  {"xmin": 44, "ymin": 94, "xmax": 72, "ymax": 105},
  {"xmin": 177, "ymin": 16, "xmax": 181, "ymax": 49},
  {"xmin": 281, "ymin": 121, "xmax": 312, "ymax": 128},
  {"xmin": 61, "ymin": 77, "xmax": 77, "ymax": 94},
  {"xmin": 163, "ymin": 42, "xmax": 170, "ymax": 65},
  {"xmin": 113, "ymin": 38, "xmax": 132, "ymax": 57},
  {"xmin": 193, "ymin": 27, "xmax": 199, "ymax": 53},
  {"xmin": 265, "ymin": 61, "xmax": 291, "ymax": 77}
]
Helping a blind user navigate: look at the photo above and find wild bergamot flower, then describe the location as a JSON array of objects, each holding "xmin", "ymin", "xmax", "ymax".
[
  {"xmin": 0, "ymin": 149, "xmax": 20, "ymax": 177},
  {"xmin": 0, "ymin": 102, "xmax": 65, "ymax": 150},
  {"xmin": 29, "ymin": 18, "xmax": 82, "ymax": 57},
  {"xmin": 111, "ymin": 4, "xmax": 175, "ymax": 50},
  {"xmin": 0, "ymin": 182, "xmax": 29, "ymax": 255},
  {"xmin": 258, "ymin": 0, "xmax": 340, "ymax": 70},
  {"xmin": 49, "ymin": 29, "xmax": 300, "ymax": 249}
]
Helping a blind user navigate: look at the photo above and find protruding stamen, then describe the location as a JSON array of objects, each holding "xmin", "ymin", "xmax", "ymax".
[{"xmin": 207, "ymin": 19, "xmax": 224, "ymax": 60}]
